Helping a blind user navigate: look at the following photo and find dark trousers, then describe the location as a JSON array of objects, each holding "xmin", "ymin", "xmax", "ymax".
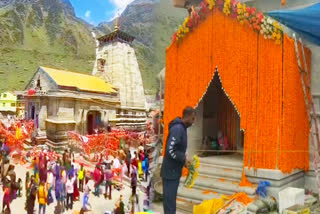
[
  {"xmin": 162, "ymin": 178, "xmax": 180, "ymax": 214},
  {"xmin": 126, "ymin": 162, "xmax": 130, "ymax": 176},
  {"xmin": 105, "ymin": 182, "xmax": 112, "ymax": 199},
  {"xmin": 66, "ymin": 193, "xmax": 73, "ymax": 210},
  {"xmin": 79, "ymin": 179, "xmax": 84, "ymax": 192},
  {"xmin": 145, "ymin": 170, "xmax": 148, "ymax": 182}
]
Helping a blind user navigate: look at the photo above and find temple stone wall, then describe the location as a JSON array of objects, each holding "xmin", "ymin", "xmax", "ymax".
[
  {"xmin": 92, "ymin": 41, "xmax": 146, "ymax": 110},
  {"xmin": 26, "ymin": 96, "xmax": 118, "ymax": 141},
  {"xmin": 39, "ymin": 101, "xmax": 48, "ymax": 131},
  {"xmin": 187, "ymin": 101, "xmax": 204, "ymax": 157}
]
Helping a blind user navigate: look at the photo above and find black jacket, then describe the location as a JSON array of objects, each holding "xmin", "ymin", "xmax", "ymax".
[{"xmin": 161, "ymin": 117, "xmax": 187, "ymax": 180}]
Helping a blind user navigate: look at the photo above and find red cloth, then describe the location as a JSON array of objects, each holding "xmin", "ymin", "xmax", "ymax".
[
  {"xmin": 93, "ymin": 168, "xmax": 102, "ymax": 184},
  {"xmin": 27, "ymin": 89, "xmax": 36, "ymax": 96},
  {"xmin": 73, "ymin": 181, "xmax": 80, "ymax": 199},
  {"xmin": 131, "ymin": 158, "xmax": 138, "ymax": 169}
]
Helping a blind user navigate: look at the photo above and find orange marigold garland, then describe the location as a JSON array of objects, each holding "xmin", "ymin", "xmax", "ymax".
[{"xmin": 164, "ymin": 10, "xmax": 310, "ymax": 174}]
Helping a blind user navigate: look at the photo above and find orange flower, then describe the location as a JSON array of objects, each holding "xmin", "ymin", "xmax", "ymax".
[{"xmin": 164, "ymin": 11, "xmax": 310, "ymax": 174}]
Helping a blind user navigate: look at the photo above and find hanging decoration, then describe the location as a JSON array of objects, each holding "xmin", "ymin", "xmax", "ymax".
[
  {"xmin": 171, "ymin": 0, "xmax": 283, "ymax": 44},
  {"xmin": 164, "ymin": 8, "xmax": 310, "ymax": 175},
  {"xmin": 0, "ymin": 120, "xmax": 34, "ymax": 151},
  {"xmin": 68, "ymin": 128, "xmax": 150, "ymax": 156}
]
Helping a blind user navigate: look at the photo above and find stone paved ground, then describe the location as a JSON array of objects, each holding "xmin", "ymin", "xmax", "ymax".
[{"xmin": 0, "ymin": 164, "xmax": 146, "ymax": 214}]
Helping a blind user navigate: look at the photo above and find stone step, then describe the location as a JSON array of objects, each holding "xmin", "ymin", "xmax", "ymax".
[
  {"xmin": 198, "ymin": 155, "xmax": 243, "ymax": 169},
  {"xmin": 198, "ymin": 165, "xmax": 242, "ymax": 181},
  {"xmin": 176, "ymin": 198, "xmax": 195, "ymax": 214},
  {"xmin": 177, "ymin": 185, "xmax": 224, "ymax": 202},
  {"xmin": 180, "ymin": 176, "xmax": 256, "ymax": 196}
]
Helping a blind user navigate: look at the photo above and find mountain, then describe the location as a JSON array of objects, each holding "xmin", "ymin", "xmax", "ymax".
[
  {"xmin": 0, "ymin": 0, "xmax": 187, "ymax": 94},
  {"xmin": 96, "ymin": 0, "xmax": 186, "ymax": 93},
  {"xmin": 0, "ymin": 0, "xmax": 96, "ymax": 92}
]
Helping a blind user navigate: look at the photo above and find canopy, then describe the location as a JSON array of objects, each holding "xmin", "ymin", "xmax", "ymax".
[{"xmin": 268, "ymin": 3, "xmax": 320, "ymax": 45}]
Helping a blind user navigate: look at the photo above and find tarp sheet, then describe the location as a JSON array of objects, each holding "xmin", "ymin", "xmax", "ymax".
[{"xmin": 268, "ymin": 3, "xmax": 320, "ymax": 45}]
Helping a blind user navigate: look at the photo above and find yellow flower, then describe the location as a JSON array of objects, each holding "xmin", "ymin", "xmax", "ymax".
[
  {"xmin": 223, "ymin": 0, "xmax": 231, "ymax": 15},
  {"xmin": 195, "ymin": 157, "xmax": 200, "ymax": 169},
  {"xmin": 242, "ymin": 4, "xmax": 246, "ymax": 12},
  {"xmin": 183, "ymin": 17, "xmax": 189, "ymax": 27},
  {"xmin": 273, "ymin": 21, "xmax": 279, "ymax": 28},
  {"xmin": 237, "ymin": 2, "xmax": 242, "ymax": 9},
  {"xmin": 207, "ymin": 0, "xmax": 215, "ymax": 10}
]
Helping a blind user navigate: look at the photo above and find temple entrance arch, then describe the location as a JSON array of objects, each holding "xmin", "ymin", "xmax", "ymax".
[
  {"xmin": 87, "ymin": 111, "xmax": 102, "ymax": 135},
  {"xmin": 191, "ymin": 71, "xmax": 242, "ymax": 157}
]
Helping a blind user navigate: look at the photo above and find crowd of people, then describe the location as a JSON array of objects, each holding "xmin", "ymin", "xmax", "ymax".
[
  {"xmin": 91, "ymin": 143, "xmax": 150, "ymax": 213},
  {"xmin": 0, "ymin": 131, "xmax": 151, "ymax": 214},
  {"xmin": 0, "ymin": 136, "xmax": 22, "ymax": 214}
]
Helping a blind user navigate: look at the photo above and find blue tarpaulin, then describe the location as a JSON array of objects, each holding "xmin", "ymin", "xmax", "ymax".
[{"xmin": 268, "ymin": 3, "xmax": 320, "ymax": 45}]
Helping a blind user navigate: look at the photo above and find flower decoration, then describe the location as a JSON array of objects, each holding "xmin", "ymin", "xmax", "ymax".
[
  {"xmin": 246, "ymin": 8, "xmax": 263, "ymax": 32},
  {"xmin": 261, "ymin": 16, "xmax": 273, "ymax": 39},
  {"xmin": 230, "ymin": 0, "xmax": 238, "ymax": 18},
  {"xmin": 200, "ymin": 1, "xmax": 210, "ymax": 18},
  {"xmin": 191, "ymin": 9, "xmax": 201, "ymax": 26},
  {"xmin": 272, "ymin": 21, "xmax": 283, "ymax": 44},
  {"xmin": 260, "ymin": 16, "xmax": 283, "ymax": 44},
  {"xmin": 237, "ymin": 2, "xmax": 247, "ymax": 24},
  {"xmin": 170, "ymin": 0, "xmax": 283, "ymax": 44},
  {"xmin": 206, "ymin": 0, "xmax": 215, "ymax": 10},
  {"xmin": 223, "ymin": 0, "xmax": 231, "ymax": 16},
  {"xmin": 171, "ymin": 32, "xmax": 178, "ymax": 43}
]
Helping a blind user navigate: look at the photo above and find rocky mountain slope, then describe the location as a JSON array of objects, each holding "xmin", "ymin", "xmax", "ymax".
[{"xmin": 0, "ymin": 0, "xmax": 186, "ymax": 93}]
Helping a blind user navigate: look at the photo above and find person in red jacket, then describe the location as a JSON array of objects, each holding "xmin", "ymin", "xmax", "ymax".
[
  {"xmin": 93, "ymin": 165, "xmax": 102, "ymax": 197},
  {"xmin": 131, "ymin": 152, "xmax": 138, "ymax": 170}
]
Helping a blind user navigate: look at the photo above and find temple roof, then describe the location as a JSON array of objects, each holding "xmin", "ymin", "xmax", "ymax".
[
  {"xmin": 39, "ymin": 67, "xmax": 116, "ymax": 94},
  {"xmin": 97, "ymin": 29, "xmax": 135, "ymax": 44}
]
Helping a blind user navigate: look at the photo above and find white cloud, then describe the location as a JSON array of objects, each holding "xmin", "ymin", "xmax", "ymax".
[
  {"xmin": 85, "ymin": 10, "xmax": 91, "ymax": 18},
  {"xmin": 109, "ymin": 0, "xmax": 134, "ymax": 19}
]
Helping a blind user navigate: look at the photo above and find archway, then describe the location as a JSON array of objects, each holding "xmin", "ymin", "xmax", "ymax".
[
  {"xmin": 199, "ymin": 72, "xmax": 241, "ymax": 156},
  {"xmin": 31, "ymin": 105, "xmax": 35, "ymax": 120},
  {"xmin": 87, "ymin": 111, "xmax": 102, "ymax": 135}
]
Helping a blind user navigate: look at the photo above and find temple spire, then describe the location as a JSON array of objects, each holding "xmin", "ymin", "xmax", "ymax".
[{"xmin": 114, "ymin": 12, "xmax": 120, "ymax": 31}]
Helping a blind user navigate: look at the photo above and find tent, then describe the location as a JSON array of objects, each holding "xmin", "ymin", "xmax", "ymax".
[{"xmin": 268, "ymin": 3, "xmax": 320, "ymax": 45}]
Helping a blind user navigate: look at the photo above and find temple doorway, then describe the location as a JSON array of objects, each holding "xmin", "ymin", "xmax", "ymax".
[
  {"xmin": 87, "ymin": 111, "xmax": 101, "ymax": 135},
  {"xmin": 200, "ymin": 73, "xmax": 242, "ymax": 156}
]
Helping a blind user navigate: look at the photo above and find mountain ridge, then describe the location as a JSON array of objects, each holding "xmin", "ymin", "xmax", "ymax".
[{"xmin": 0, "ymin": 0, "xmax": 186, "ymax": 94}]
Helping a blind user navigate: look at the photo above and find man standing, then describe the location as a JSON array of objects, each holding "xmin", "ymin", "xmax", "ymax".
[
  {"xmin": 161, "ymin": 106, "xmax": 196, "ymax": 214},
  {"xmin": 66, "ymin": 174, "xmax": 75, "ymax": 210},
  {"xmin": 26, "ymin": 175, "xmax": 37, "ymax": 214}
]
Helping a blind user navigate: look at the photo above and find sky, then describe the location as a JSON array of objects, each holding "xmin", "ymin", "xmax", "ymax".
[{"xmin": 69, "ymin": 0, "xmax": 135, "ymax": 25}]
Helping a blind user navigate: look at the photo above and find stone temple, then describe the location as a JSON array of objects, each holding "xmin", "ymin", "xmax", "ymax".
[
  {"xmin": 92, "ymin": 19, "xmax": 147, "ymax": 129},
  {"xmin": 16, "ymin": 20, "xmax": 147, "ymax": 149}
]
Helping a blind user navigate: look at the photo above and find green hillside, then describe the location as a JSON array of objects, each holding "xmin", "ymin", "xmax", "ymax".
[{"xmin": 0, "ymin": 0, "xmax": 187, "ymax": 94}]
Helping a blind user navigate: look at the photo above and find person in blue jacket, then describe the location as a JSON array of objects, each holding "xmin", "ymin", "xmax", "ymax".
[{"xmin": 161, "ymin": 106, "xmax": 196, "ymax": 214}]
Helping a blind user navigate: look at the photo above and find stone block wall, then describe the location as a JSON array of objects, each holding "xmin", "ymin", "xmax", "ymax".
[
  {"xmin": 92, "ymin": 41, "xmax": 146, "ymax": 110},
  {"xmin": 187, "ymin": 101, "xmax": 204, "ymax": 156}
]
